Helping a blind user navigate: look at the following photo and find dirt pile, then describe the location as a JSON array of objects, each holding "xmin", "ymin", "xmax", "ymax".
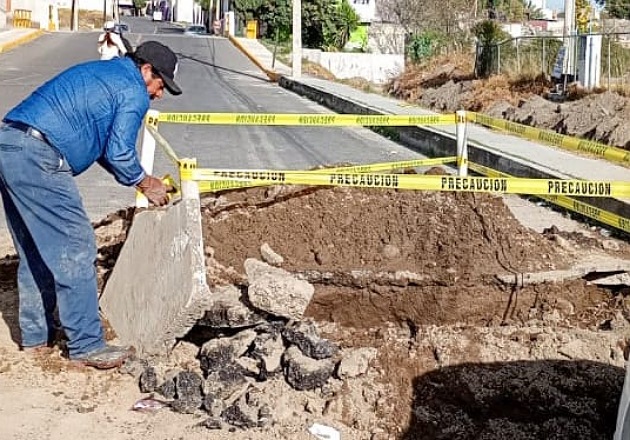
[
  {"xmin": 3, "ymin": 181, "xmax": 630, "ymax": 438},
  {"xmin": 176, "ymin": 183, "xmax": 630, "ymax": 437},
  {"xmin": 387, "ymin": 61, "xmax": 630, "ymax": 149}
]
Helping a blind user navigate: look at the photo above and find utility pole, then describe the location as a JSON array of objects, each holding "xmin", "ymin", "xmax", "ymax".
[
  {"xmin": 207, "ymin": 0, "xmax": 212, "ymax": 29},
  {"xmin": 292, "ymin": 0, "xmax": 301, "ymax": 78},
  {"xmin": 72, "ymin": 0, "xmax": 79, "ymax": 31}
]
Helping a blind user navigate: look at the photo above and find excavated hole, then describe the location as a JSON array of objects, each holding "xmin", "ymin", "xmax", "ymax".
[
  {"xmin": 84, "ymin": 183, "xmax": 630, "ymax": 437},
  {"xmin": 196, "ymin": 184, "xmax": 630, "ymax": 438}
]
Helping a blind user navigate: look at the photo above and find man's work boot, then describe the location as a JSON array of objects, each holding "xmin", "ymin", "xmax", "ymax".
[
  {"xmin": 22, "ymin": 344, "xmax": 55, "ymax": 355},
  {"xmin": 72, "ymin": 345, "xmax": 135, "ymax": 369}
]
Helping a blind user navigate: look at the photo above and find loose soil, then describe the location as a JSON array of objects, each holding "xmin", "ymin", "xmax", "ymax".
[
  {"xmin": 386, "ymin": 56, "xmax": 630, "ymax": 150},
  {"xmin": 2, "ymin": 181, "xmax": 630, "ymax": 439}
]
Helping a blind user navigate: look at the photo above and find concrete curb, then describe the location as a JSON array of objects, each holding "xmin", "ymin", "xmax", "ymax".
[
  {"xmin": 278, "ymin": 76, "xmax": 630, "ymax": 230},
  {"xmin": 0, "ymin": 29, "xmax": 45, "ymax": 54}
]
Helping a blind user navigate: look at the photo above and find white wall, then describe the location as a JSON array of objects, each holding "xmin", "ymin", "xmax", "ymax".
[
  {"xmin": 174, "ymin": 0, "xmax": 193, "ymax": 23},
  {"xmin": 367, "ymin": 22, "xmax": 406, "ymax": 54},
  {"xmin": 302, "ymin": 49, "xmax": 404, "ymax": 84},
  {"xmin": 54, "ymin": 0, "xmax": 112, "ymax": 10},
  {"xmin": 350, "ymin": 0, "xmax": 377, "ymax": 23}
]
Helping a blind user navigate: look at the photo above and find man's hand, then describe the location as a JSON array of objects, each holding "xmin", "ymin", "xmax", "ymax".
[{"xmin": 136, "ymin": 175, "xmax": 171, "ymax": 206}]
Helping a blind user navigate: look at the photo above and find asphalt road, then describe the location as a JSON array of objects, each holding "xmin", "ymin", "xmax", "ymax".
[{"xmin": 0, "ymin": 17, "xmax": 425, "ymax": 223}]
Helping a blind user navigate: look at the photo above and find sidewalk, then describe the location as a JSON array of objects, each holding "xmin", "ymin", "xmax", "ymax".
[{"xmin": 0, "ymin": 27, "xmax": 44, "ymax": 53}]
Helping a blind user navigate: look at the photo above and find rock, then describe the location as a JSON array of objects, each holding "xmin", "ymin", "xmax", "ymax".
[
  {"xmin": 139, "ymin": 366, "xmax": 158, "ymax": 393},
  {"xmin": 251, "ymin": 331, "xmax": 285, "ymax": 373},
  {"xmin": 220, "ymin": 387, "xmax": 273, "ymax": 429},
  {"xmin": 200, "ymin": 330, "xmax": 257, "ymax": 374},
  {"xmin": 221, "ymin": 395, "xmax": 259, "ymax": 429},
  {"xmin": 120, "ymin": 356, "xmax": 149, "ymax": 379},
  {"xmin": 203, "ymin": 393, "xmax": 226, "ymax": 417},
  {"xmin": 170, "ymin": 371, "xmax": 203, "ymax": 414},
  {"xmin": 203, "ymin": 364, "xmax": 251, "ymax": 403},
  {"xmin": 171, "ymin": 397, "xmax": 202, "ymax": 414},
  {"xmin": 260, "ymin": 243, "xmax": 284, "ymax": 266},
  {"xmin": 245, "ymin": 258, "xmax": 314, "ymax": 320},
  {"xmin": 176, "ymin": 371, "xmax": 203, "ymax": 401},
  {"xmin": 257, "ymin": 404, "xmax": 273, "ymax": 427},
  {"xmin": 197, "ymin": 285, "xmax": 267, "ymax": 328},
  {"xmin": 168, "ymin": 341, "xmax": 200, "ymax": 369},
  {"xmin": 199, "ymin": 417, "xmax": 223, "ymax": 430},
  {"xmin": 156, "ymin": 377, "xmax": 176, "ymax": 399},
  {"xmin": 381, "ymin": 244, "xmax": 400, "ymax": 259},
  {"xmin": 235, "ymin": 356, "xmax": 261, "ymax": 377},
  {"xmin": 602, "ymin": 239, "xmax": 621, "ymax": 251},
  {"xmin": 283, "ymin": 346, "xmax": 335, "ymax": 391},
  {"xmin": 337, "ymin": 347, "xmax": 378, "ymax": 379},
  {"xmin": 282, "ymin": 320, "xmax": 339, "ymax": 360}
]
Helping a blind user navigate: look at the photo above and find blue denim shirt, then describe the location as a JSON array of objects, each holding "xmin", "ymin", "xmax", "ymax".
[{"xmin": 5, "ymin": 57, "xmax": 148, "ymax": 186}]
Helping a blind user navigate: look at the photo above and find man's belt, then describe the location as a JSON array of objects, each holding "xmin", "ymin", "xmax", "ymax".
[{"xmin": 3, "ymin": 121, "xmax": 51, "ymax": 146}]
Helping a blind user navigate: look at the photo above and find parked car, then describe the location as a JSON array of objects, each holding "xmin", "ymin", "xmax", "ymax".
[{"xmin": 184, "ymin": 24, "xmax": 207, "ymax": 35}]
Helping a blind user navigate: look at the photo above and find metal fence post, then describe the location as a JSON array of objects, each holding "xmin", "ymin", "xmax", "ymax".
[{"xmin": 497, "ymin": 43, "xmax": 501, "ymax": 75}]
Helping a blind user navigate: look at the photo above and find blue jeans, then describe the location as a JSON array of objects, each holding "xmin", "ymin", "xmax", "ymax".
[{"xmin": 0, "ymin": 125, "xmax": 105, "ymax": 358}]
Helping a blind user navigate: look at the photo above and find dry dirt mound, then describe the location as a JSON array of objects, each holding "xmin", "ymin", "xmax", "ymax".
[{"xmin": 387, "ymin": 63, "xmax": 630, "ymax": 149}]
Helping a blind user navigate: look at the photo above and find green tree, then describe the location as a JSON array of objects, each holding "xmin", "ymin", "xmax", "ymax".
[
  {"xmin": 596, "ymin": 0, "xmax": 630, "ymax": 18},
  {"xmin": 233, "ymin": 0, "xmax": 359, "ymax": 50},
  {"xmin": 473, "ymin": 19, "xmax": 510, "ymax": 77}
]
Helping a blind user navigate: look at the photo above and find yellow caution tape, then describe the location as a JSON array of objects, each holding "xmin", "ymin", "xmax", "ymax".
[
  {"xmin": 158, "ymin": 113, "xmax": 455, "ymax": 126},
  {"xmin": 193, "ymin": 168, "xmax": 630, "ymax": 197},
  {"xmin": 468, "ymin": 112, "xmax": 630, "ymax": 165},
  {"xmin": 161, "ymin": 174, "xmax": 180, "ymax": 200},
  {"xmin": 324, "ymin": 156, "xmax": 456, "ymax": 173},
  {"xmin": 198, "ymin": 157, "xmax": 456, "ymax": 192},
  {"xmin": 468, "ymin": 162, "xmax": 630, "ymax": 234}
]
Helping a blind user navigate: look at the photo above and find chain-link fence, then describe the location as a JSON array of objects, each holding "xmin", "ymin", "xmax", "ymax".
[{"xmin": 475, "ymin": 32, "xmax": 630, "ymax": 90}]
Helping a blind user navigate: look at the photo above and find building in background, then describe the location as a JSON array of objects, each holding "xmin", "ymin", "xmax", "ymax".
[{"xmin": 0, "ymin": 0, "xmax": 8, "ymax": 28}]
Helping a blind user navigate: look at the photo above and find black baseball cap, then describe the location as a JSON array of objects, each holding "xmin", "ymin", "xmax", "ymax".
[{"xmin": 134, "ymin": 41, "xmax": 182, "ymax": 95}]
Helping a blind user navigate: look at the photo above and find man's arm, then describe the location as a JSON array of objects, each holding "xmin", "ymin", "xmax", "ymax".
[{"xmin": 98, "ymin": 93, "xmax": 169, "ymax": 205}]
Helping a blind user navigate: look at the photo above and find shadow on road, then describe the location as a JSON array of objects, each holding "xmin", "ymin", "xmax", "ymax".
[
  {"xmin": 176, "ymin": 52, "xmax": 272, "ymax": 83},
  {"xmin": 402, "ymin": 359, "xmax": 625, "ymax": 440}
]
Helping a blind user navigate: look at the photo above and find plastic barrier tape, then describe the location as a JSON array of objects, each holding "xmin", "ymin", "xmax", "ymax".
[
  {"xmin": 468, "ymin": 112, "xmax": 630, "ymax": 165},
  {"xmin": 196, "ymin": 157, "xmax": 457, "ymax": 192},
  {"xmin": 158, "ymin": 113, "xmax": 456, "ymax": 126},
  {"xmin": 468, "ymin": 162, "xmax": 630, "ymax": 234},
  {"xmin": 193, "ymin": 169, "xmax": 630, "ymax": 197}
]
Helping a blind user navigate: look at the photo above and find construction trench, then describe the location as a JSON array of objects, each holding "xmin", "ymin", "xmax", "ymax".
[{"xmin": 75, "ymin": 177, "xmax": 630, "ymax": 438}]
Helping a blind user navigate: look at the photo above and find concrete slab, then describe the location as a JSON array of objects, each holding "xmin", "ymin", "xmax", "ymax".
[{"xmin": 100, "ymin": 199, "xmax": 211, "ymax": 355}]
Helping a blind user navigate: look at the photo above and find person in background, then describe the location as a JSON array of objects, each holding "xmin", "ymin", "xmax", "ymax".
[
  {"xmin": 98, "ymin": 20, "xmax": 129, "ymax": 60},
  {"xmin": 0, "ymin": 41, "xmax": 182, "ymax": 369}
]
